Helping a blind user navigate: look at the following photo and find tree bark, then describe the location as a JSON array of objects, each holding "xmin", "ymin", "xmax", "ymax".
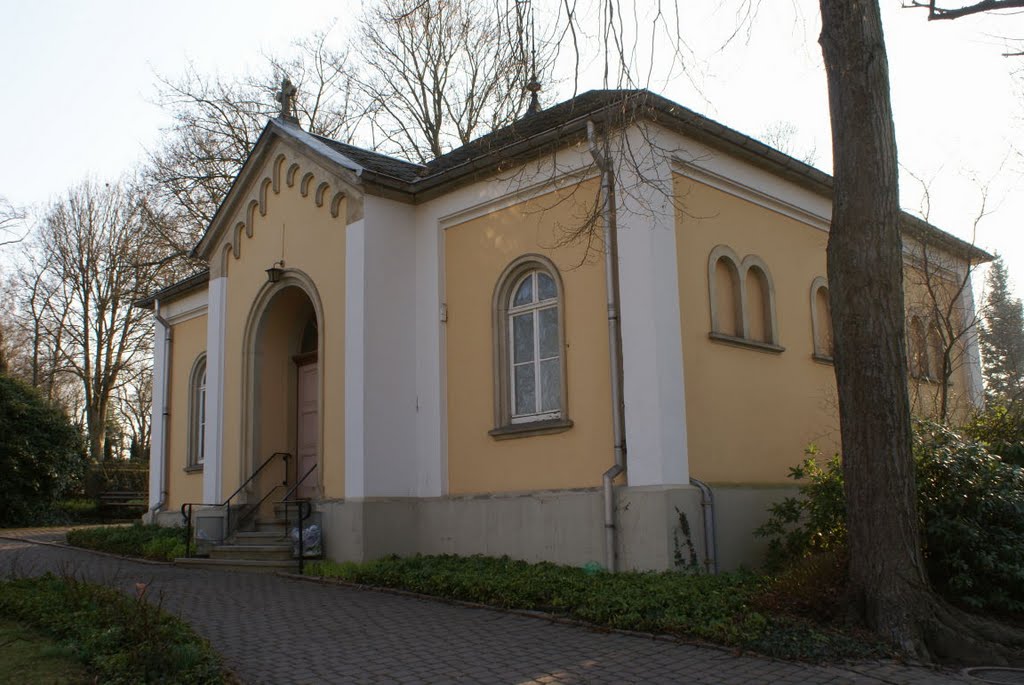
[{"xmin": 817, "ymin": 0, "xmax": 933, "ymax": 653}]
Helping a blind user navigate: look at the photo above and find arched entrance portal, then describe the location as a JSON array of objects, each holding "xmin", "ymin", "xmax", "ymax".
[{"xmin": 247, "ymin": 279, "xmax": 323, "ymax": 501}]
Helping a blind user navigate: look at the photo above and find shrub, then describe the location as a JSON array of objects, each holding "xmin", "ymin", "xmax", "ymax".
[
  {"xmin": 305, "ymin": 554, "xmax": 888, "ymax": 659},
  {"xmin": 83, "ymin": 462, "xmax": 149, "ymax": 499},
  {"xmin": 755, "ymin": 446, "xmax": 846, "ymax": 570},
  {"xmin": 0, "ymin": 574, "xmax": 223, "ymax": 684},
  {"xmin": 67, "ymin": 524, "xmax": 186, "ymax": 562},
  {"xmin": 964, "ymin": 403, "xmax": 1024, "ymax": 467},
  {"xmin": 0, "ymin": 374, "xmax": 87, "ymax": 526},
  {"xmin": 757, "ymin": 420, "xmax": 1024, "ymax": 613}
]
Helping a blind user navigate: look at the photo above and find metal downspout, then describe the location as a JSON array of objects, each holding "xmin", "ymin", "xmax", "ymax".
[
  {"xmin": 689, "ymin": 477, "xmax": 719, "ymax": 574},
  {"xmin": 151, "ymin": 300, "xmax": 172, "ymax": 516},
  {"xmin": 588, "ymin": 120, "xmax": 627, "ymax": 572}
]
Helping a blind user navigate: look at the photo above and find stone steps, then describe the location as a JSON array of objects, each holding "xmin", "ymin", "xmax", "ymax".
[
  {"xmin": 173, "ymin": 556, "xmax": 298, "ymax": 573},
  {"xmin": 210, "ymin": 543, "xmax": 293, "ymax": 561}
]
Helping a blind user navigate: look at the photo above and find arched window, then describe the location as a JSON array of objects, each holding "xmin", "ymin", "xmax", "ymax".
[
  {"xmin": 708, "ymin": 248, "xmax": 741, "ymax": 339},
  {"xmin": 491, "ymin": 256, "xmax": 570, "ymax": 437},
  {"xmin": 745, "ymin": 266, "xmax": 770, "ymax": 343},
  {"xmin": 909, "ymin": 316, "xmax": 927, "ymax": 379},
  {"xmin": 188, "ymin": 354, "xmax": 207, "ymax": 468},
  {"xmin": 707, "ymin": 246, "xmax": 782, "ymax": 352},
  {"xmin": 711, "ymin": 254, "xmax": 742, "ymax": 337},
  {"xmin": 927, "ymin": 324, "xmax": 944, "ymax": 381},
  {"xmin": 810, "ymin": 277, "xmax": 834, "ymax": 361}
]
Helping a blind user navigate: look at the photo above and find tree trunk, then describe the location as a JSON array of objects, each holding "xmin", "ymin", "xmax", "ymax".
[
  {"xmin": 87, "ymin": 402, "xmax": 107, "ymax": 463},
  {"xmin": 817, "ymin": 0, "xmax": 933, "ymax": 653}
]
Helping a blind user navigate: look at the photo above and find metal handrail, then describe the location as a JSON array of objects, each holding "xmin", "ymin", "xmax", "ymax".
[
  {"xmin": 277, "ymin": 463, "xmax": 318, "ymax": 573},
  {"xmin": 180, "ymin": 451, "xmax": 292, "ymax": 557}
]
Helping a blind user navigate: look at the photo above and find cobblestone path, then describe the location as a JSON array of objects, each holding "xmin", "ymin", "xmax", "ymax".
[{"xmin": 0, "ymin": 529, "xmax": 976, "ymax": 685}]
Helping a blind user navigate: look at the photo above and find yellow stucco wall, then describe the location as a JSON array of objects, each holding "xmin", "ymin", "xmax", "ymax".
[
  {"xmin": 903, "ymin": 263, "xmax": 975, "ymax": 423},
  {"xmin": 444, "ymin": 179, "xmax": 615, "ymax": 494},
  {"xmin": 675, "ymin": 174, "xmax": 841, "ymax": 484},
  {"xmin": 675, "ymin": 174, "xmax": 978, "ymax": 484},
  {"xmin": 166, "ymin": 313, "xmax": 207, "ymax": 509},
  {"xmin": 217, "ymin": 146, "xmax": 347, "ymax": 501}
]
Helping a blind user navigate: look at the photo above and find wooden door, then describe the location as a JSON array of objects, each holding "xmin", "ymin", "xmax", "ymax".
[{"xmin": 296, "ymin": 361, "xmax": 318, "ymax": 498}]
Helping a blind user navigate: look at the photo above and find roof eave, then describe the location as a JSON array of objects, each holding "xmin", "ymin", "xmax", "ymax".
[{"xmin": 134, "ymin": 269, "xmax": 211, "ymax": 310}]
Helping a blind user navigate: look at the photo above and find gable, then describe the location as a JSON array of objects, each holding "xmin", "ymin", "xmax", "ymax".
[{"xmin": 194, "ymin": 121, "xmax": 365, "ymax": 266}]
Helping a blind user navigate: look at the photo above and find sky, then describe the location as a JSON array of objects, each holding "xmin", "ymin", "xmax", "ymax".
[{"xmin": 0, "ymin": 0, "xmax": 1021, "ymax": 294}]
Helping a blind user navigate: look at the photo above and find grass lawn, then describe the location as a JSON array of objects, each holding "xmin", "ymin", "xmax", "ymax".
[
  {"xmin": 0, "ymin": 618, "xmax": 91, "ymax": 684},
  {"xmin": 0, "ymin": 575, "xmax": 224, "ymax": 684}
]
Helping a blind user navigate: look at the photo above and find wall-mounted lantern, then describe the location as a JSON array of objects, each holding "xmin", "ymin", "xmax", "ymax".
[{"xmin": 266, "ymin": 260, "xmax": 286, "ymax": 284}]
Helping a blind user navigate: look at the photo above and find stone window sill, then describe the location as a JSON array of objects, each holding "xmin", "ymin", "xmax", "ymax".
[
  {"xmin": 708, "ymin": 332, "xmax": 785, "ymax": 354},
  {"xmin": 489, "ymin": 418, "xmax": 574, "ymax": 440},
  {"xmin": 812, "ymin": 353, "xmax": 834, "ymax": 365},
  {"xmin": 184, "ymin": 464, "xmax": 204, "ymax": 474}
]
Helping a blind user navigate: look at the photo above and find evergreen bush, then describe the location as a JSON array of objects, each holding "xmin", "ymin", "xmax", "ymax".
[
  {"xmin": 0, "ymin": 374, "xmax": 86, "ymax": 526},
  {"xmin": 757, "ymin": 420, "xmax": 1024, "ymax": 613}
]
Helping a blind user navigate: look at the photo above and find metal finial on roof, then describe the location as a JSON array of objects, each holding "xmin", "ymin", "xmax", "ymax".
[
  {"xmin": 275, "ymin": 77, "xmax": 299, "ymax": 124},
  {"xmin": 525, "ymin": 76, "xmax": 542, "ymax": 116}
]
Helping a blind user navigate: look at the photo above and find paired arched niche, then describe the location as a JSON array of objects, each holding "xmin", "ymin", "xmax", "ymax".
[
  {"xmin": 810, "ymin": 276, "xmax": 834, "ymax": 362},
  {"xmin": 239, "ymin": 269, "xmax": 325, "ymax": 498},
  {"xmin": 707, "ymin": 245, "xmax": 781, "ymax": 350},
  {"xmin": 908, "ymin": 314, "xmax": 944, "ymax": 381}
]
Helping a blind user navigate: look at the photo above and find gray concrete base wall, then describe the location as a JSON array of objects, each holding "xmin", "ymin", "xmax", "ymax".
[
  {"xmin": 319, "ymin": 486, "xmax": 720, "ymax": 572},
  {"xmin": 711, "ymin": 484, "xmax": 800, "ymax": 570},
  {"xmin": 149, "ymin": 483, "xmax": 797, "ymax": 572}
]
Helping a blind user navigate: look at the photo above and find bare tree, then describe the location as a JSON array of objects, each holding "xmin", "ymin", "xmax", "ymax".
[
  {"xmin": 3, "ymin": 248, "xmax": 74, "ymax": 405},
  {"xmin": 904, "ymin": 0, "xmax": 1024, "ymax": 20},
  {"xmin": 358, "ymin": 0, "xmax": 555, "ymax": 163},
  {"xmin": 901, "ymin": 172, "xmax": 992, "ymax": 423},
  {"xmin": 39, "ymin": 179, "xmax": 162, "ymax": 463},
  {"xmin": 818, "ymin": 0, "xmax": 1024, "ymax": 661},
  {"xmin": 116, "ymin": 368, "xmax": 152, "ymax": 461},
  {"xmin": 0, "ymin": 196, "xmax": 27, "ymax": 248},
  {"xmin": 147, "ymin": 30, "xmax": 364, "ymax": 260},
  {"xmin": 758, "ymin": 121, "xmax": 819, "ymax": 167},
  {"xmin": 552, "ymin": 0, "xmax": 1024, "ymax": 660}
]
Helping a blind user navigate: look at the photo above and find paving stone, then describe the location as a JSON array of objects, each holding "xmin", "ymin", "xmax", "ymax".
[{"xmin": 0, "ymin": 528, "xmax": 979, "ymax": 685}]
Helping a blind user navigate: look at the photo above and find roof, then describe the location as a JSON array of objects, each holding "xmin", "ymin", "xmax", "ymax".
[
  {"xmin": 311, "ymin": 134, "xmax": 424, "ymax": 183},
  {"xmin": 184, "ymin": 88, "xmax": 990, "ymax": 274},
  {"xmin": 135, "ymin": 269, "xmax": 210, "ymax": 309}
]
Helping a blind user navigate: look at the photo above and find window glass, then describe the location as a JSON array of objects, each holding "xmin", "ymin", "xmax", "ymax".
[
  {"xmin": 513, "ymin": 313, "xmax": 534, "ymax": 363},
  {"xmin": 197, "ymin": 368, "xmax": 206, "ymax": 464},
  {"xmin": 513, "ymin": 276, "xmax": 533, "ymax": 307},
  {"xmin": 537, "ymin": 272, "xmax": 557, "ymax": 301},
  {"xmin": 501, "ymin": 264, "xmax": 565, "ymax": 426},
  {"xmin": 538, "ymin": 306, "xmax": 559, "ymax": 359},
  {"xmin": 540, "ymin": 358, "xmax": 560, "ymax": 412},
  {"xmin": 514, "ymin": 364, "xmax": 536, "ymax": 415}
]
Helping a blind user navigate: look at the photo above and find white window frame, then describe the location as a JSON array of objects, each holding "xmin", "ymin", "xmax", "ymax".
[
  {"xmin": 188, "ymin": 354, "xmax": 207, "ymax": 468},
  {"xmin": 508, "ymin": 271, "xmax": 561, "ymax": 423},
  {"xmin": 490, "ymin": 254, "xmax": 572, "ymax": 438}
]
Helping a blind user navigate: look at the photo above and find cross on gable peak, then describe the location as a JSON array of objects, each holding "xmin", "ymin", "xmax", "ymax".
[{"xmin": 275, "ymin": 77, "xmax": 299, "ymax": 125}]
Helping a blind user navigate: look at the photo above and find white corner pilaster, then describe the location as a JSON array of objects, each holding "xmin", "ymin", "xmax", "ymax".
[
  {"xmin": 345, "ymin": 218, "xmax": 366, "ymax": 499},
  {"xmin": 203, "ymin": 276, "xmax": 227, "ymax": 504},
  {"xmin": 962, "ymin": 272, "xmax": 985, "ymax": 409},
  {"xmin": 414, "ymin": 216, "xmax": 445, "ymax": 497},
  {"xmin": 614, "ymin": 126, "xmax": 690, "ymax": 486},
  {"xmin": 148, "ymin": 313, "xmax": 168, "ymax": 510}
]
